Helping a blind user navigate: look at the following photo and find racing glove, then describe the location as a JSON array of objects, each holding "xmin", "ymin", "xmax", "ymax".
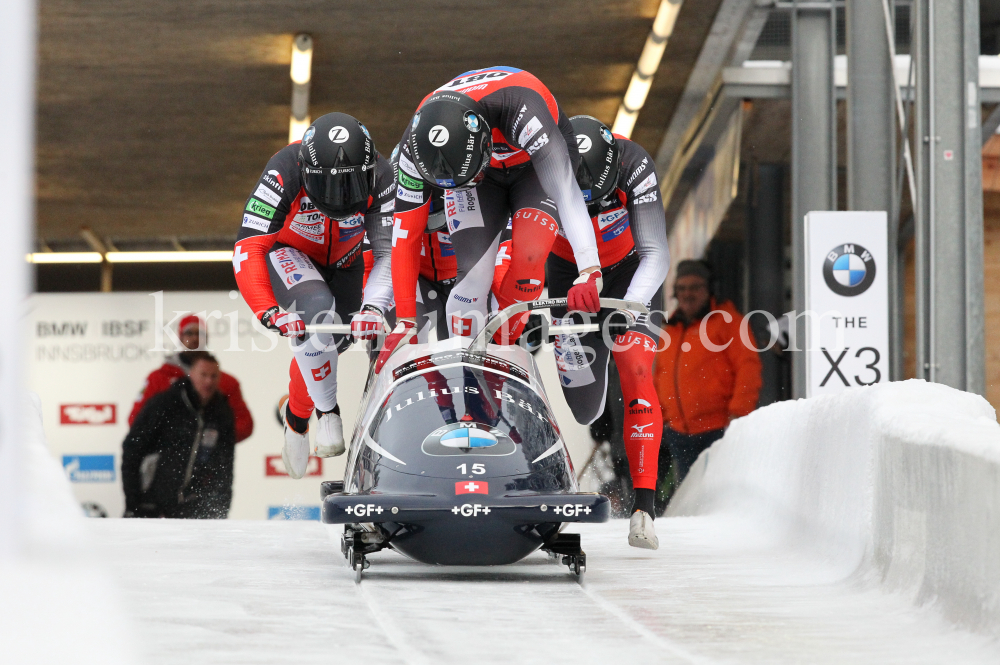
[
  {"xmin": 261, "ymin": 306, "xmax": 305, "ymax": 338},
  {"xmin": 375, "ymin": 319, "xmax": 417, "ymax": 373},
  {"xmin": 567, "ymin": 270, "xmax": 603, "ymax": 313},
  {"xmin": 351, "ymin": 305, "xmax": 385, "ymax": 341}
]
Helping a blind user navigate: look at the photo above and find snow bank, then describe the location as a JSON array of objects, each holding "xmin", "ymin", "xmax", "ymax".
[
  {"xmin": 0, "ymin": 394, "xmax": 138, "ymax": 664},
  {"xmin": 667, "ymin": 379, "xmax": 1000, "ymax": 637}
]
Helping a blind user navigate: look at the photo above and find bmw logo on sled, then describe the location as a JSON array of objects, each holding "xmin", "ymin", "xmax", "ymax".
[{"xmin": 313, "ymin": 298, "xmax": 647, "ymax": 581}]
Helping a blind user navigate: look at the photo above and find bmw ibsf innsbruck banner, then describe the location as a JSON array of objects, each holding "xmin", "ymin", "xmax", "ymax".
[
  {"xmin": 804, "ymin": 211, "xmax": 889, "ymax": 397},
  {"xmin": 25, "ymin": 291, "xmax": 355, "ymax": 520},
  {"xmin": 25, "ymin": 291, "xmax": 591, "ymax": 519}
]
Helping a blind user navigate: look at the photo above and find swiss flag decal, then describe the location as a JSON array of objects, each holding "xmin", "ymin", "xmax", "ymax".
[
  {"xmin": 311, "ymin": 361, "xmax": 332, "ymax": 381},
  {"xmin": 451, "ymin": 315, "xmax": 473, "ymax": 336},
  {"xmin": 455, "ymin": 480, "xmax": 488, "ymax": 495}
]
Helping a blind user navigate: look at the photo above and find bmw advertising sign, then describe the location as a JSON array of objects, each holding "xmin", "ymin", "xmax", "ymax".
[
  {"xmin": 804, "ymin": 211, "xmax": 889, "ymax": 397},
  {"xmin": 823, "ymin": 243, "xmax": 877, "ymax": 296}
]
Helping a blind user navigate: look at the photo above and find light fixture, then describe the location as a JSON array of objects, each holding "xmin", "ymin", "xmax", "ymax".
[
  {"xmin": 289, "ymin": 116, "xmax": 311, "ymax": 144},
  {"xmin": 290, "ymin": 34, "xmax": 313, "ymax": 85},
  {"xmin": 612, "ymin": 0, "xmax": 683, "ymax": 138},
  {"xmin": 27, "ymin": 252, "xmax": 102, "ymax": 264},
  {"xmin": 106, "ymin": 251, "xmax": 233, "ymax": 263},
  {"xmin": 27, "ymin": 251, "xmax": 233, "ymax": 264},
  {"xmin": 289, "ymin": 34, "xmax": 313, "ymax": 143}
]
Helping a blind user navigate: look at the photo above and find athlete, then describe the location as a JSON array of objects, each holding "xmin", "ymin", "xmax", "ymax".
[
  {"xmin": 548, "ymin": 116, "xmax": 670, "ymax": 550},
  {"xmin": 233, "ymin": 112, "xmax": 394, "ymax": 479},
  {"xmin": 387, "ymin": 144, "xmax": 457, "ymax": 343},
  {"xmin": 380, "ymin": 66, "xmax": 603, "ymax": 369}
]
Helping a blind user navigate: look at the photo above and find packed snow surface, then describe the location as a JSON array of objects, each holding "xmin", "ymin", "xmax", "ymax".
[
  {"xmin": 10, "ymin": 380, "xmax": 1000, "ymax": 664},
  {"xmin": 91, "ymin": 518, "xmax": 1000, "ymax": 665}
]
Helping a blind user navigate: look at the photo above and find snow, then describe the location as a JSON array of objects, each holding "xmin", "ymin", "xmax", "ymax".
[
  {"xmin": 0, "ymin": 395, "xmax": 138, "ymax": 665},
  {"xmin": 9, "ymin": 379, "xmax": 1000, "ymax": 663},
  {"xmin": 670, "ymin": 379, "xmax": 1000, "ymax": 639},
  {"xmin": 89, "ymin": 518, "xmax": 1000, "ymax": 664}
]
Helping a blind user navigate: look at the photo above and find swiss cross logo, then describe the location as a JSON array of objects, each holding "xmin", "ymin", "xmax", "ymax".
[
  {"xmin": 451, "ymin": 315, "xmax": 473, "ymax": 336},
  {"xmin": 392, "ymin": 217, "xmax": 409, "ymax": 247},
  {"xmin": 455, "ymin": 481, "xmax": 488, "ymax": 495},
  {"xmin": 232, "ymin": 245, "xmax": 249, "ymax": 273},
  {"xmin": 265, "ymin": 455, "xmax": 322, "ymax": 477},
  {"xmin": 60, "ymin": 404, "xmax": 116, "ymax": 425},
  {"xmin": 311, "ymin": 361, "xmax": 332, "ymax": 381}
]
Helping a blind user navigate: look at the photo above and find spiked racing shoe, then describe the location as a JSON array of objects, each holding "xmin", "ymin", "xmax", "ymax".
[
  {"xmin": 315, "ymin": 411, "xmax": 345, "ymax": 457},
  {"xmin": 628, "ymin": 510, "xmax": 659, "ymax": 550},
  {"xmin": 279, "ymin": 398, "xmax": 311, "ymax": 479}
]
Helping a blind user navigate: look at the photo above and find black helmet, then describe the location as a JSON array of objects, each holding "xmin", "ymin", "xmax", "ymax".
[
  {"xmin": 298, "ymin": 112, "xmax": 377, "ymax": 220},
  {"xmin": 390, "ymin": 142, "xmax": 446, "ymax": 232},
  {"xmin": 407, "ymin": 92, "xmax": 492, "ymax": 191},
  {"xmin": 569, "ymin": 115, "xmax": 620, "ymax": 203}
]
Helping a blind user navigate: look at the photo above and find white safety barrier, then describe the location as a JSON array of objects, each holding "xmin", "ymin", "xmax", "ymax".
[
  {"xmin": 668, "ymin": 379, "xmax": 1000, "ymax": 637},
  {"xmin": 1, "ymin": 395, "xmax": 137, "ymax": 664}
]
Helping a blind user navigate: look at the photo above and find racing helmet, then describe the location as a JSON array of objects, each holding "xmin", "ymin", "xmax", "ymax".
[
  {"xmin": 298, "ymin": 112, "xmax": 377, "ymax": 220},
  {"xmin": 569, "ymin": 115, "xmax": 621, "ymax": 203},
  {"xmin": 407, "ymin": 92, "xmax": 492, "ymax": 191},
  {"xmin": 390, "ymin": 142, "xmax": 447, "ymax": 232}
]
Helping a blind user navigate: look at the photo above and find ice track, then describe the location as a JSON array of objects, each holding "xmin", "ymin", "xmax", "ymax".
[{"xmin": 92, "ymin": 517, "xmax": 1000, "ymax": 665}]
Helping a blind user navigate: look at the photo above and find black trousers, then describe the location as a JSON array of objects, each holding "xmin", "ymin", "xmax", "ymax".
[{"xmin": 660, "ymin": 426, "xmax": 725, "ymax": 484}]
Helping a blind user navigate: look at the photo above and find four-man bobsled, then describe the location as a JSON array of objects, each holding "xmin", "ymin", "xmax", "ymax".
[{"xmin": 314, "ymin": 299, "xmax": 646, "ymax": 581}]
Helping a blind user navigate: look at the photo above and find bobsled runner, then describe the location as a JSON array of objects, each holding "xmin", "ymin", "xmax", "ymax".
[{"xmin": 311, "ymin": 298, "xmax": 647, "ymax": 582}]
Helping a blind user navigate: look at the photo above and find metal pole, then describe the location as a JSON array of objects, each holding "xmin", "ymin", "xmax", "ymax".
[
  {"xmin": 847, "ymin": 0, "xmax": 896, "ymax": 379},
  {"xmin": 790, "ymin": 1, "xmax": 836, "ymax": 398},
  {"xmin": 914, "ymin": 0, "xmax": 984, "ymax": 392},
  {"xmin": 747, "ymin": 163, "xmax": 785, "ymax": 406}
]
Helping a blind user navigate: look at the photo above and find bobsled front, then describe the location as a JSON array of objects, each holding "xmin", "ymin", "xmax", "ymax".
[{"xmin": 323, "ymin": 335, "xmax": 609, "ymax": 567}]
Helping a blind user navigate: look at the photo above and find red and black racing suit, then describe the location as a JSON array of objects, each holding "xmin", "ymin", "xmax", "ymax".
[
  {"xmin": 546, "ymin": 136, "xmax": 670, "ymax": 491},
  {"xmin": 233, "ymin": 142, "xmax": 395, "ymax": 420},
  {"xmin": 415, "ymin": 227, "xmax": 458, "ymax": 342},
  {"xmin": 392, "ymin": 66, "xmax": 599, "ymax": 341}
]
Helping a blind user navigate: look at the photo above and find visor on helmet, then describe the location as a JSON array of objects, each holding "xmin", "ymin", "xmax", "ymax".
[{"xmin": 301, "ymin": 162, "xmax": 375, "ymax": 220}]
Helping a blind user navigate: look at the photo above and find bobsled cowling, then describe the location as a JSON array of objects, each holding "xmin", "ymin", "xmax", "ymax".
[{"xmin": 322, "ymin": 300, "xmax": 644, "ymax": 569}]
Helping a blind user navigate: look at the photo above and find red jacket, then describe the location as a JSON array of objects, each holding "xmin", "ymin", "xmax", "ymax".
[
  {"xmin": 129, "ymin": 357, "xmax": 254, "ymax": 443},
  {"xmin": 653, "ymin": 299, "xmax": 762, "ymax": 435}
]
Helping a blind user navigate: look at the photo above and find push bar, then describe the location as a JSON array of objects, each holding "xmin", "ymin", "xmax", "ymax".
[{"xmin": 469, "ymin": 297, "xmax": 648, "ymax": 355}]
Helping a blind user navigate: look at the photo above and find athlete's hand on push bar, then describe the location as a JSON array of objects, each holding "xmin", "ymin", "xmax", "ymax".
[
  {"xmin": 567, "ymin": 268, "xmax": 603, "ymax": 313},
  {"xmin": 261, "ymin": 306, "xmax": 305, "ymax": 338},
  {"xmin": 351, "ymin": 305, "xmax": 385, "ymax": 341}
]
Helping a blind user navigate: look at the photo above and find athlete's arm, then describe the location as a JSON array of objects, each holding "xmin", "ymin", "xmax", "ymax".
[
  {"xmin": 361, "ymin": 155, "xmax": 397, "ymax": 314},
  {"xmin": 233, "ymin": 146, "xmax": 298, "ymax": 319},
  {"xmin": 620, "ymin": 140, "xmax": 670, "ymax": 306},
  {"xmin": 390, "ymin": 138, "xmax": 433, "ymax": 322},
  {"xmin": 511, "ymin": 96, "xmax": 600, "ymax": 272}
]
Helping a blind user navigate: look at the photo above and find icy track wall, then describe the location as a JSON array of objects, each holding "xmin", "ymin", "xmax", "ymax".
[{"xmin": 667, "ymin": 380, "xmax": 1000, "ymax": 638}]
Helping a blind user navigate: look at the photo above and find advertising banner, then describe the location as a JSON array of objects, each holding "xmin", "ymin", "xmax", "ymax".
[
  {"xmin": 804, "ymin": 211, "xmax": 889, "ymax": 397},
  {"xmin": 25, "ymin": 291, "xmax": 591, "ymax": 519}
]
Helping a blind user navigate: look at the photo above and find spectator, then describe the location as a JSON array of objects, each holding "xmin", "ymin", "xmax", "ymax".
[
  {"xmin": 121, "ymin": 352, "xmax": 236, "ymax": 518},
  {"xmin": 653, "ymin": 260, "xmax": 762, "ymax": 483},
  {"xmin": 129, "ymin": 314, "xmax": 253, "ymax": 442}
]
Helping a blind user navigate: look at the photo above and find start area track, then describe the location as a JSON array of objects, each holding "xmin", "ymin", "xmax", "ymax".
[{"xmin": 92, "ymin": 517, "xmax": 1000, "ymax": 665}]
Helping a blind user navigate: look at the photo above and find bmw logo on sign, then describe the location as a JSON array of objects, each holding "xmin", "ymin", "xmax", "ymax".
[{"xmin": 823, "ymin": 243, "xmax": 876, "ymax": 296}]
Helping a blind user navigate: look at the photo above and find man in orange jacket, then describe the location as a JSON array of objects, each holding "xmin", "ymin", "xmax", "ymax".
[{"xmin": 653, "ymin": 260, "xmax": 761, "ymax": 482}]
